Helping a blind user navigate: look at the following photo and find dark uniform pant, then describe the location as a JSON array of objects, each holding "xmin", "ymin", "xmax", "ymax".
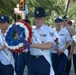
[
  {"xmin": 16, "ymin": 52, "xmax": 30, "ymax": 75},
  {"xmin": 28, "ymin": 55, "xmax": 50, "ymax": 75},
  {"xmin": 66, "ymin": 54, "xmax": 76, "ymax": 75},
  {"xmin": 65, "ymin": 45, "xmax": 71, "ymax": 75},
  {"xmin": 0, "ymin": 62, "xmax": 14, "ymax": 75},
  {"xmin": 65, "ymin": 59, "xmax": 71, "ymax": 75},
  {"xmin": 52, "ymin": 53, "xmax": 67, "ymax": 75},
  {"xmin": 73, "ymin": 54, "xmax": 76, "ymax": 75}
]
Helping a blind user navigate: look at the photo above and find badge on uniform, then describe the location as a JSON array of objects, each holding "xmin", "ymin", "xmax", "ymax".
[
  {"xmin": 60, "ymin": 34, "xmax": 64, "ymax": 36},
  {"xmin": 49, "ymin": 32, "xmax": 54, "ymax": 37},
  {"xmin": 40, "ymin": 34, "xmax": 46, "ymax": 37},
  {"xmin": 1, "ymin": 16, "xmax": 4, "ymax": 19}
]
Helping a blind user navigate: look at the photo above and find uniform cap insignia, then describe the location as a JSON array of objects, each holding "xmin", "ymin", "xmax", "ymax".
[
  {"xmin": 36, "ymin": 11, "xmax": 39, "ymax": 14},
  {"xmin": 1, "ymin": 16, "xmax": 4, "ymax": 19}
]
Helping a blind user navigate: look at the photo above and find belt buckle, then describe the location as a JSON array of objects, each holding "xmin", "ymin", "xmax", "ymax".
[
  {"xmin": 23, "ymin": 52, "xmax": 28, "ymax": 54},
  {"xmin": 24, "ymin": 52, "xmax": 28, "ymax": 54},
  {"xmin": 35, "ymin": 56, "xmax": 39, "ymax": 58}
]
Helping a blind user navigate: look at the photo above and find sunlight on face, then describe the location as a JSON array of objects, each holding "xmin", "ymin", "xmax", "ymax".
[
  {"xmin": 0, "ymin": 22, "xmax": 8, "ymax": 30},
  {"xmin": 35, "ymin": 17, "xmax": 45, "ymax": 28},
  {"xmin": 62, "ymin": 19, "xmax": 68, "ymax": 27},
  {"xmin": 55, "ymin": 22, "xmax": 62, "ymax": 29}
]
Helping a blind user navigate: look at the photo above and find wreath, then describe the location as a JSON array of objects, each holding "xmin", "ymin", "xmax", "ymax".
[{"xmin": 4, "ymin": 20, "xmax": 32, "ymax": 53}]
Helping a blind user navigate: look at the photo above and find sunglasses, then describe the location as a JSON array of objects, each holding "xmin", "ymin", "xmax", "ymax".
[{"xmin": 63, "ymin": 20, "xmax": 67, "ymax": 21}]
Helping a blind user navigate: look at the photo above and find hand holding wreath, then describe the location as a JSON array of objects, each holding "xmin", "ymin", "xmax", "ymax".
[{"xmin": 4, "ymin": 20, "xmax": 32, "ymax": 53}]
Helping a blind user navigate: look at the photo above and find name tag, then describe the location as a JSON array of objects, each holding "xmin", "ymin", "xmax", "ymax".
[
  {"xmin": 40, "ymin": 34, "xmax": 46, "ymax": 37},
  {"xmin": 60, "ymin": 34, "xmax": 64, "ymax": 36}
]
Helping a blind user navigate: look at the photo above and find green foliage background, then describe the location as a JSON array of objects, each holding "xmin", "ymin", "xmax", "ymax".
[{"xmin": 0, "ymin": 0, "xmax": 76, "ymax": 26}]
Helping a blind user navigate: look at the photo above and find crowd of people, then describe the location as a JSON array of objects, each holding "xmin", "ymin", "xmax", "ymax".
[{"xmin": 0, "ymin": 6, "xmax": 76, "ymax": 75}]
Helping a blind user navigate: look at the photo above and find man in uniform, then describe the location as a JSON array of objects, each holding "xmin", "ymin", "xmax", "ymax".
[
  {"xmin": 62, "ymin": 15, "xmax": 75, "ymax": 75},
  {"xmin": 28, "ymin": 7, "xmax": 55, "ymax": 75},
  {"xmin": 0, "ymin": 15, "xmax": 15, "ymax": 75},
  {"xmin": 16, "ymin": 16, "xmax": 31, "ymax": 75},
  {"xmin": 62, "ymin": 15, "xmax": 75, "ymax": 37}
]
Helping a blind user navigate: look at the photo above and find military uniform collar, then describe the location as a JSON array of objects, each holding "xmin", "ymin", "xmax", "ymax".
[
  {"xmin": 34, "ymin": 24, "xmax": 45, "ymax": 31},
  {"xmin": 39, "ymin": 24, "xmax": 45, "ymax": 31}
]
